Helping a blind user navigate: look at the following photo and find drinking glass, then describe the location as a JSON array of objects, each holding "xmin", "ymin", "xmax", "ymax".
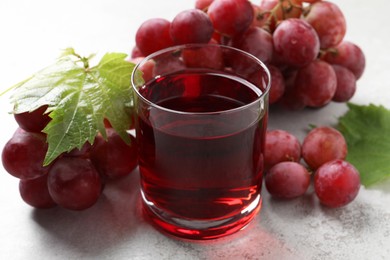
[{"xmin": 131, "ymin": 44, "xmax": 270, "ymax": 240}]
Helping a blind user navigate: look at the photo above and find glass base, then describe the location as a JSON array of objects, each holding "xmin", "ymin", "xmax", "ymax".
[{"xmin": 141, "ymin": 191, "xmax": 262, "ymax": 240}]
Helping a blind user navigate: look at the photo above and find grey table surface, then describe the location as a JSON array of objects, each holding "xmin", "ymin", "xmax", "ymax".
[{"xmin": 0, "ymin": 0, "xmax": 389, "ymax": 259}]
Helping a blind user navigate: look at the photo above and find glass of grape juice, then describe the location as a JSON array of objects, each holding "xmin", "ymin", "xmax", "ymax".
[{"xmin": 131, "ymin": 44, "xmax": 270, "ymax": 240}]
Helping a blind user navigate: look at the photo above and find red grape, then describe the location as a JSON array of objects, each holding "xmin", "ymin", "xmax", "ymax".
[
  {"xmin": 273, "ymin": 18, "xmax": 320, "ymax": 67},
  {"xmin": 195, "ymin": 0, "xmax": 214, "ymax": 10},
  {"xmin": 332, "ymin": 65, "xmax": 357, "ymax": 102},
  {"xmin": 130, "ymin": 45, "xmax": 143, "ymax": 59},
  {"xmin": 207, "ymin": 0, "xmax": 254, "ymax": 37},
  {"xmin": 135, "ymin": 18, "xmax": 174, "ymax": 56},
  {"xmin": 277, "ymin": 69, "xmax": 307, "ymax": 110},
  {"xmin": 19, "ymin": 174, "xmax": 57, "ymax": 209},
  {"xmin": 314, "ymin": 160, "xmax": 360, "ymax": 208},
  {"xmin": 294, "ymin": 59, "xmax": 337, "ymax": 107},
  {"xmin": 265, "ymin": 129, "xmax": 301, "ymax": 170},
  {"xmin": 65, "ymin": 141, "xmax": 92, "ymax": 158},
  {"xmin": 152, "ymin": 54, "xmax": 186, "ymax": 77},
  {"xmin": 90, "ymin": 128, "xmax": 138, "ymax": 180},
  {"xmin": 321, "ymin": 41, "xmax": 366, "ymax": 79},
  {"xmin": 47, "ymin": 157, "xmax": 102, "ymax": 211},
  {"xmin": 303, "ymin": 1, "xmax": 346, "ymax": 49},
  {"xmin": 130, "ymin": 56, "xmax": 155, "ymax": 83},
  {"xmin": 181, "ymin": 42, "xmax": 224, "ymax": 70},
  {"xmin": 170, "ymin": 9, "xmax": 214, "ymax": 45},
  {"xmin": 231, "ymin": 26, "xmax": 273, "ymax": 64},
  {"xmin": 14, "ymin": 105, "xmax": 50, "ymax": 133},
  {"xmin": 302, "ymin": 126, "xmax": 347, "ymax": 170},
  {"xmin": 265, "ymin": 161, "xmax": 311, "ymax": 199},
  {"xmin": 2, "ymin": 128, "xmax": 50, "ymax": 180},
  {"xmin": 267, "ymin": 65, "xmax": 286, "ymax": 104}
]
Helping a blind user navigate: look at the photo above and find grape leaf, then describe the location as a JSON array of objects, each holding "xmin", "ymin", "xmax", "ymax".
[
  {"xmin": 338, "ymin": 103, "xmax": 390, "ymax": 187},
  {"xmin": 10, "ymin": 48, "xmax": 143, "ymax": 166}
]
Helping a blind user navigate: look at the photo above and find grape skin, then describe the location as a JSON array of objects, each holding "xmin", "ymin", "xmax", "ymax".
[
  {"xmin": 303, "ymin": 1, "xmax": 346, "ymax": 49},
  {"xmin": 302, "ymin": 126, "xmax": 347, "ymax": 170},
  {"xmin": 195, "ymin": 0, "xmax": 214, "ymax": 10},
  {"xmin": 14, "ymin": 105, "xmax": 50, "ymax": 133},
  {"xmin": 181, "ymin": 41, "xmax": 224, "ymax": 70},
  {"xmin": 90, "ymin": 129, "xmax": 138, "ymax": 180},
  {"xmin": 135, "ymin": 18, "xmax": 174, "ymax": 56},
  {"xmin": 314, "ymin": 160, "xmax": 360, "ymax": 208},
  {"xmin": 19, "ymin": 174, "xmax": 57, "ymax": 209},
  {"xmin": 231, "ymin": 27, "xmax": 274, "ymax": 64},
  {"xmin": 332, "ymin": 65, "xmax": 357, "ymax": 102},
  {"xmin": 268, "ymin": 65, "xmax": 286, "ymax": 104},
  {"xmin": 273, "ymin": 18, "xmax": 320, "ymax": 67},
  {"xmin": 170, "ymin": 9, "xmax": 214, "ymax": 45},
  {"xmin": 207, "ymin": 0, "xmax": 254, "ymax": 37},
  {"xmin": 321, "ymin": 41, "xmax": 366, "ymax": 79},
  {"xmin": 1, "ymin": 128, "xmax": 50, "ymax": 180},
  {"xmin": 47, "ymin": 157, "xmax": 102, "ymax": 211},
  {"xmin": 294, "ymin": 59, "xmax": 337, "ymax": 107},
  {"xmin": 265, "ymin": 161, "xmax": 310, "ymax": 199},
  {"xmin": 264, "ymin": 129, "xmax": 301, "ymax": 170}
]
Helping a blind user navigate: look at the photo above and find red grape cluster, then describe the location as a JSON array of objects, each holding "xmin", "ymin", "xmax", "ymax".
[
  {"xmin": 131, "ymin": 0, "xmax": 365, "ymax": 109},
  {"xmin": 264, "ymin": 127, "xmax": 360, "ymax": 208},
  {"xmin": 1, "ymin": 107, "xmax": 138, "ymax": 210}
]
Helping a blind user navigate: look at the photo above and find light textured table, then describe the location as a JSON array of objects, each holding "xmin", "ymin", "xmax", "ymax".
[{"xmin": 0, "ymin": 0, "xmax": 389, "ymax": 259}]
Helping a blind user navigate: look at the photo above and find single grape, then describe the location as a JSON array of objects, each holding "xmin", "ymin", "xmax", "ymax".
[
  {"xmin": 294, "ymin": 59, "xmax": 337, "ymax": 107},
  {"xmin": 302, "ymin": 126, "xmax": 347, "ymax": 170},
  {"xmin": 207, "ymin": 0, "xmax": 254, "ymax": 37},
  {"xmin": 14, "ymin": 105, "xmax": 50, "ymax": 133},
  {"xmin": 303, "ymin": 1, "xmax": 346, "ymax": 49},
  {"xmin": 321, "ymin": 41, "xmax": 366, "ymax": 79},
  {"xmin": 19, "ymin": 174, "xmax": 57, "ymax": 209},
  {"xmin": 230, "ymin": 26, "xmax": 273, "ymax": 64},
  {"xmin": 264, "ymin": 129, "xmax": 301, "ymax": 170},
  {"xmin": 47, "ymin": 157, "xmax": 102, "ymax": 211},
  {"xmin": 90, "ymin": 128, "xmax": 138, "ymax": 180},
  {"xmin": 170, "ymin": 9, "xmax": 214, "ymax": 45},
  {"xmin": 2, "ymin": 128, "xmax": 50, "ymax": 180},
  {"xmin": 273, "ymin": 18, "xmax": 320, "ymax": 67},
  {"xmin": 181, "ymin": 41, "xmax": 224, "ymax": 70},
  {"xmin": 332, "ymin": 65, "xmax": 357, "ymax": 102},
  {"xmin": 265, "ymin": 161, "xmax": 311, "ymax": 199},
  {"xmin": 268, "ymin": 65, "xmax": 286, "ymax": 104},
  {"xmin": 314, "ymin": 160, "xmax": 360, "ymax": 208},
  {"xmin": 135, "ymin": 18, "xmax": 174, "ymax": 56}
]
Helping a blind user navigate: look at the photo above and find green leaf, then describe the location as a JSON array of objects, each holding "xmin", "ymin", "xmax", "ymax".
[
  {"xmin": 338, "ymin": 103, "xmax": 390, "ymax": 187},
  {"xmin": 10, "ymin": 50, "xmax": 140, "ymax": 166}
]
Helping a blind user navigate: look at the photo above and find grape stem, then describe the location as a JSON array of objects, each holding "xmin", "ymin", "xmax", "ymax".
[{"xmin": 259, "ymin": 0, "xmax": 304, "ymax": 32}]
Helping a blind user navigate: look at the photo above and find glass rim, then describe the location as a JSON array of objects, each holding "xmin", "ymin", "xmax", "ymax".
[{"xmin": 130, "ymin": 43, "xmax": 271, "ymax": 115}]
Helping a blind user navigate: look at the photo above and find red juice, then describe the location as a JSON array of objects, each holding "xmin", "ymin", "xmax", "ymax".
[{"xmin": 136, "ymin": 70, "xmax": 268, "ymax": 239}]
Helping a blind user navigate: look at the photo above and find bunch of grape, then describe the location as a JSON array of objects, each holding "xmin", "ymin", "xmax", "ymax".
[
  {"xmin": 1, "ymin": 107, "xmax": 138, "ymax": 210},
  {"xmin": 264, "ymin": 127, "xmax": 360, "ymax": 208},
  {"xmin": 131, "ymin": 0, "xmax": 365, "ymax": 109}
]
